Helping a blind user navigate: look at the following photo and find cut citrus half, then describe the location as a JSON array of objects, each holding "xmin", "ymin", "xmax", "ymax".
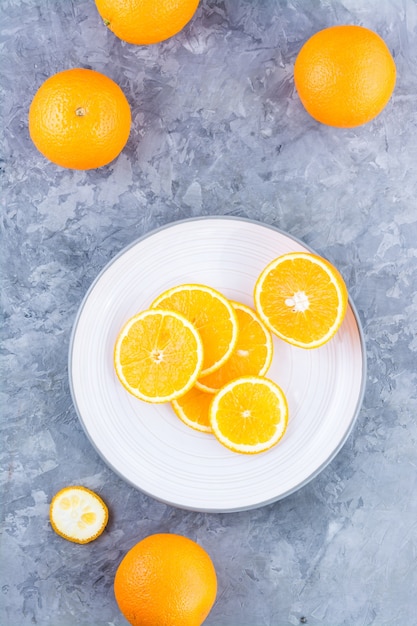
[
  {"xmin": 150, "ymin": 284, "xmax": 238, "ymax": 376},
  {"xmin": 196, "ymin": 301, "xmax": 273, "ymax": 393},
  {"xmin": 254, "ymin": 252, "xmax": 348, "ymax": 349},
  {"xmin": 49, "ymin": 486, "xmax": 108, "ymax": 544},
  {"xmin": 209, "ymin": 376, "xmax": 288, "ymax": 454},
  {"xmin": 114, "ymin": 309, "xmax": 204, "ymax": 403},
  {"xmin": 171, "ymin": 386, "xmax": 213, "ymax": 433}
]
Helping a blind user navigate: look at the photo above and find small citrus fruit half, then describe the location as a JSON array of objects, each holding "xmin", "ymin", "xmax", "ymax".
[
  {"xmin": 114, "ymin": 308, "xmax": 204, "ymax": 403},
  {"xmin": 49, "ymin": 486, "xmax": 108, "ymax": 544},
  {"xmin": 254, "ymin": 252, "xmax": 348, "ymax": 349}
]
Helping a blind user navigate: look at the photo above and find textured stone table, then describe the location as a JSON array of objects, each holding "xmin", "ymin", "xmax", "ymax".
[{"xmin": 1, "ymin": 1, "xmax": 416, "ymax": 625}]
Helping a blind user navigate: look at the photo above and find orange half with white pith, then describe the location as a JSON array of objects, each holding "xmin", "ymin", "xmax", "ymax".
[{"xmin": 49, "ymin": 486, "xmax": 108, "ymax": 544}]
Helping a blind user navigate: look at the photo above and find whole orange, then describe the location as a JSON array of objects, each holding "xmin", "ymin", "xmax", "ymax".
[
  {"xmin": 28, "ymin": 68, "xmax": 131, "ymax": 169},
  {"xmin": 114, "ymin": 533, "xmax": 217, "ymax": 626},
  {"xmin": 294, "ymin": 25, "xmax": 396, "ymax": 127},
  {"xmin": 95, "ymin": 0, "xmax": 200, "ymax": 45}
]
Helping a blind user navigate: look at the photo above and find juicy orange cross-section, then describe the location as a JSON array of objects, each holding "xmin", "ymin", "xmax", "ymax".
[
  {"xmin": 171, "ymin": 385, "xmax": 214, "ymax": 433},
  {"xmin": 254, "ymin": 252, "xmax": 348, "ymax": 349},
  {"xmin": 196, "ymin": 301, "xmax": 273, "ymax": 393},
  {"xmin": 49, "ymin": 486, "xmax": 108, "ymax": 544},
  {"xmin": 150, "ymin": 284, "xmax": 238, "ymax": 377},
  {"xmin": 114, "ymin": 309, "xmax": 204, "ymax": 403},
  {"xmin": 209, "ymin": 376, "xmax": 289, "ymax": 455}
]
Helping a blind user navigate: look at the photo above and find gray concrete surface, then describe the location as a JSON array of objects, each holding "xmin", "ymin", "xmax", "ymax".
[{"xmin": 1, "ymin": 1, "xmax": 416, "ymax": 624}]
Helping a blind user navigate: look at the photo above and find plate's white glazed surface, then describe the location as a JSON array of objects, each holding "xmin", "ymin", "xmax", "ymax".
[{"xmin": 69, "ymin": 217, "xmax": 366, "ymax": 512}]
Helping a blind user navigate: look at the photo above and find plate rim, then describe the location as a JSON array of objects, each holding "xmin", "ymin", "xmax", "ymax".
[{"xmin": 68, "ymin": 216, "xmax": 367, "ymax": 512}]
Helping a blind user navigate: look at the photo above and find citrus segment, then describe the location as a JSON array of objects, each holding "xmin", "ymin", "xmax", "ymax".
[
  {"xmin": 254, "ymin": 252, "xmax": 348, "ymax": 349},
  {"xmin": 151, "ymin": 284, "xmax": 238, "ymax": 377},
  {"xmin": 114, "ymin": 309, "xmax": 204, "ymax": 403},
  {"xmin": 171, "ymin": 386, "xmax": 213, "ymax": 433},
  {"xmin": 196, "ymin": 302, "xmax": 273, "ymax": 393},
  {"xmin": 95, "ymin": 0, "xmax": 200, "ymax": 45},
  {"xmin": 209, "ymin": 376, "xmax": 288, "ymax": 454},
  {"xmin": 294, "ymin": 25, "xmax": 396, "ymax": 127},
  {"xmin": 114, "ymin": 533, "xmax": 217, "ymax": 626},
  {"xmin": 29, "ymin": 68, "xmax": 131, "ymax": 169},
  {"xmin": 49, "ymin": 486, "xmax": 108, "ymax": 544}
]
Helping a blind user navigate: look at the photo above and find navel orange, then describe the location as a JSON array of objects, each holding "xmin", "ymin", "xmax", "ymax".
[
  {"xmin": 114, "ymin": 533, "xmax": 217, "ymax": 626},
  {"xmin": 254, "ymin": 252, "xmax": 348, "ymax": 349},
  {"xmin": 294, "ymin": 25, "xmax": 396, "ymax": 127},
  {"xmin": 95, "ymin": 0, "xmax": 200, "ymax": 45},
  {"xmin": 29, "ymin": 68, "xmax": 131, "ymax": 169}
]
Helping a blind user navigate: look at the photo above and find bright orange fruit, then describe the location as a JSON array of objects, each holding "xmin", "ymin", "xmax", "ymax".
[
  {"xmin": 114, "ymin": 309, "xmax": 204, "ymax": 403},
  {"xmin": 209, "ymin": 376, "xmax": 288, "ymax": 455},
  {"xmin": 196, "ymin": 302, "xmax": 273, "ymax": 393},
  {"xmin": 95, "ymin": 0, "xmax": 200, "ymax": 45},
  {"xmin": 29, "ymin": 68, "xmax": 131, "ymax": 169},
  {"xmin": 294, "ymin": 25, "xmax": 396, "ymax": 127},
  {"xmin": 151, "ymin": 284, "xmax": 238, "ymax": 377},
  {"xmin": 254, "ymin": 252, "xmax": 348, "ymax": 349},
  {"xmin": 114, "ymin": 533, "xmax": 217, "ymax": 626}
]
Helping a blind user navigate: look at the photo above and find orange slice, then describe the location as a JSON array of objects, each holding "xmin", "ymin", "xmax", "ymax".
[
  {"xmin": 171, "ymin": 386, "xmax": 213, "ymax": 433},
  {"xmin": 114, "ymin": 309, "xmax": 204, "ymax": 403},
  {"xmin": 254, "ymin": 252, "xmax": 348, "ymax": 349},
  {"xmin": 49, "ymin": 486, "xmax": 108, "ymax": 544},
  {"xmin": 196, "ymin": 302, "xmax": 273, "ymax": 393},
  {"xmin": 209, "ymin": 376, "xmax": 288, "ymax": 454},
  {"xmin": 150, "ymin": 284, "xmax": 238, "ymax": 376}
]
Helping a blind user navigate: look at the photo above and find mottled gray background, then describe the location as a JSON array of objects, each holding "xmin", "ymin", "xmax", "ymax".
[{"xmin": 1, "ymin": 1, "xmax": 416, "ymax": 625}]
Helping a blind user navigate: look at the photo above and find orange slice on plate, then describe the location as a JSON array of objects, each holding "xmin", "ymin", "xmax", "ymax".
[
  {"xmin": 196, "ymin": 301, "xmax": 273, "ymax": 393},
  {"xmin": 254, "ymin": 252, "xmax": 348, "ymax": 349},
  {"xmin": 50, "ymin": 486, "xmax": 108, "ymax": 544},
  {"xmin": 171, "ymin": 386, "xmax": 213, "ymax": 433},
  {"xmin": 150, "ymin": 284, "xmax": 238, "ymax": 376},
  {"xmin": 114, "ymin": 309, "xmax": 204, "ymax": 403},
  {"xmin": 209, "ymin": 376, "xmax": 289, "ymax": 454}
]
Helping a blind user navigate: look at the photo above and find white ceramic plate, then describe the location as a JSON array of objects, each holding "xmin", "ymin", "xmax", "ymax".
[{"xmin": 69, "ymin": 217, "xmax": 366, "ymax": 512}]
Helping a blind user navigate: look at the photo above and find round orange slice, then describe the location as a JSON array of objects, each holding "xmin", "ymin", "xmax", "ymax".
[
  {"xmin": 209, "ymin": 376, "xmax": 289, "ymax": 454},
  {"xmin": 171, "ymin": 386, "xmax": 213, "ymax": 433},
  {"xmin": 50, "ymin": 486, "xmax": 108, "ymax": 544},
  {"xmin": 150, "ymin": 284, "xmax": 238, "ymax": 376},
  {"xmin": 114, "ymin": 309, "xmax": 204, "ymax": 403},
  {"xmin": 196, "ymin": 301, "xmax": 273, "ymax": 393},
  {"xmin": 254, "ymin": 252, "xmax": 348, "ymax": 349}
]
